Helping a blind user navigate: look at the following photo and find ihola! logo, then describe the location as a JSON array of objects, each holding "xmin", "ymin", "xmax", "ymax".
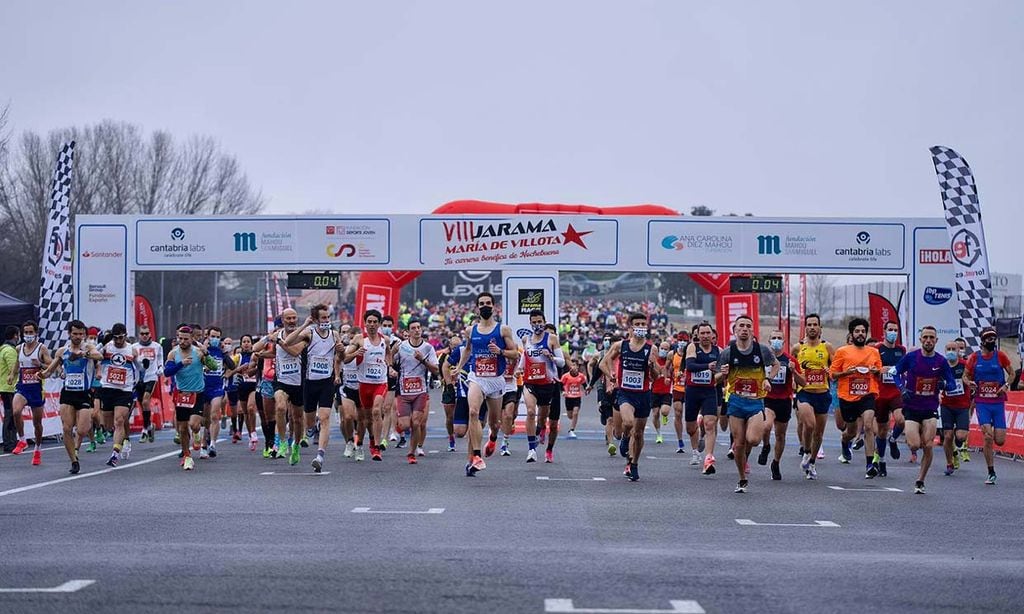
[{"xmin": 326, "ymin": 243, "xmax": 356, "ymax": 258}]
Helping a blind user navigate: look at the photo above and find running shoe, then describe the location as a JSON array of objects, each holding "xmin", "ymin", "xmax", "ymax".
[
  {"xmin": 526, "ymin": 449, "xmax": 538, "ymax": 463},
  {"xmin": 839, "ymin": 441, "xmax": 852, "ymax": 463},
  {"xmin": 183, "ymin": 456, "xmax": 195, "ymax": 471},
  {"xmin": 944, "ymin": 464, "xmax": 955, "ymax": 476},
  {"xmin": 985, "ymin": 473, "xmax": 997, "ymax": 485},
  {"xmin": 734, "ymin": 480, "xmax": 748, "ymax": 493},
  {"xmin": 471, "ymin": 455, "xmax": 486, "ymax": 472},
  {"xmin": 262, "ymin": 447, "xmax": 271, "ymax": 459},
  {"xmin": 415, "ymin": 446, "xmax": 425, "ymax": 457},
  {"xmin": 343, "ymin": 441, "xmax": 355, "ymax": 458},
  {"xmin": 70, "ymin": 460, "xmax": 80, "ymax": 474},
  {"xmin": 208, "ymin": 444, "xmax": 217, "ymax": 459},
  {"xmin": 623, "ymin": 463, "xmax": 631, "ymax": 478},
  {"xmin": 878, "ymin": 461, "xmax": 887, "ymax": 477},
  {"xmin": 500, "ymin": 444, "xmax": 510, "ymax": 457},
  {"xmin": 300, "ymin": 436, "xmax": 310, "ymax": 449},
  {"xmin": 866, "ymin": 463, "xmax": 878, "ymax": 479},
  {"xmin": 289, "ymin": 444, "xmax": 301, "ymax": 465},
  {"xmin": 801, "ymin": 453, "xmax": 812, "ymax": 472},
  {"xmin": 676, "ymin": 446, "xmax": 686, "ymax": 454},
  {"xmin": 852, "ymin": 436, "xmax": 864, "ymax": 450},
  {"xmin": 12, "ymin": 440, "xmax": 27, "ymax": 455},
  {"xmin": 770, "ymin": 460, "xmax": 782, "ymax": 481},
  {"xmin": 355, "ymin": 446, "xmax": 365, "ymax": 462},
  {"xmin": 97, "ymin": 431, "xmax": 107, "ymax": 445},
  {"xmin": 31, "ymin": 449, "xmax": 42, "ymax": 465},
  {"xmin": 816, "ymin": 447, "xmax": 825, "ymax": 459},
  {"xmin": 619, "ymin": 436, "xmax": 630, "ymax": 458},
  {"xmin": 396, "ymin": 436, "xmax": 407, "ymax": 449},
  {"xmin": 389, "ymin": 432, "xmax": 399, "ymax": 443},
  {"xmin": 808, "ymin": 464, "xmax": 818, "ymax": 479},
  {"xmin": 607, "ymin": 443, "xmax": 617, "ymax": 457},
  {"xmin": 465, "ymin": 462, "xmax": 477, "ymax": 477},
  {"xmin": 484, "ymin": 440, "xmax": 496, "ymax": 458},
  {"xmin": 276, "ymin": 444, "xmax": 289, "ymax": 460},
  {"xmin": 140, "ymin": 431, "xmax": 149, "ymax": 443},
  {"xmin": 726, "ymin": 448, "xmax": 735, "ymax": 460},
  {"xmin": 370, "ymin": 446, "xmax": 382, "ymax": 462},
  {"xmin": 568, "ymin": 430, "xmax": 578, "ymax": 440},
  {"xmin": 702, "ymin": 455, "xmax": 716, "ymax": 475},
  {"xmin": 960, "ymin": 446, "xmax": 971, "ymax": 462},
  {"xmin": 199, "ymin": 448, "xmax": 209, "ymax": 459},
  {"xmin": 889, "ymin": 438, "xmax": 901, "ymax": 460},
  {"xmin": 662, "ymin": 414, "xmax": 669, "ymax": 426},
  {"xmin": 407, "ymin": 454, "xmax": 417, "ymax": 465},
  {"xmin": 655, "ymin": 434, "xmax": 664, "ymax": 444},
  {"xmin": 798, "ymin": 445, "xmax": 806, "ymax": 457},
  {"xmin": 544, "ymin": 450, "xmax": 553, "ymax": 463},
  {"xmin": 86, "ymin": 440, "xmax": 96, "ymax": 453},
  {"xmin": 249, "ymin": 435, "xmax": 258, "ymax": 452},
  {"xmin": 627, "ymin": 463, "xmax": 639, "ymax": 482},
  {"xmin": 757, "ymin": 443, "xmax": 771, "ymax": 466},
  {"xmin": 910, "ymin": 451, "xmax": 918, "ymax": 464},
  {"xmin": 312, "ymin": 454, "xmax": 324, "ymax": 473},
  {"xmin": 232, "ymin": 432, "xmax": 241, "ymax": 444},
  {"xmin": 147, "ymin": 426, "xmax": 155, "ymax": 442},
  {"xmin": 690, "ymin": 450, "xmax": 701, "ymax": 466},
  {"xmin": 952, "ymin": 453, "xmax": 961, "ymax": 470},
  {"xmin": 448, "ymin": 439, "xmax": 456, "ymax": 452},
  {"xmin": 106, "ymin": 452, "xmax": 118, "ymax": 467},
  {"xmin": 914, "ymin": 480, "xmax": 925, "ymax": 494},
  {"xmin": 173, "ymin": 432, "xmax": 181, "ymax": 445}
]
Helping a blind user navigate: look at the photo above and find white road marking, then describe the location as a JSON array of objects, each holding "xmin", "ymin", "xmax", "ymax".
[
  {"xmin": 735, "ymin": 519, "xmax": 840, "ymax": 527},
  {"xmin": 259, "ymin": 471, "xmax": 331, "ymax": 476},
  {"xmin": 828, "ymin": 485, "xmax": 903, "ymax": 492},
  {"xmin": 544, "ymin": 598, "xmax": 705, "ymax": 613},
  {"xmin": 536, "ymin": 476, "xmax": 607, "ymax": 481},
  {"xmin": 0, "ymin": 444, "xmax": 66, "ymax": 458},
  {"xmin": 351, "ymin": 507, "xmax": 444, "ymax": 514},
  {"xmin": 0, "ymin": 579, "xmax": 96, "ymax": 593}
]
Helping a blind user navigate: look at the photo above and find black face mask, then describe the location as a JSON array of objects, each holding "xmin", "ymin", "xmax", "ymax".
[
  {"xmin": 479, "ymin": 306, "xmax": 493, "ymax": 320},
  {"xmin": 983, "ymin": 340, "xmax": 996, "ymax": 351}
]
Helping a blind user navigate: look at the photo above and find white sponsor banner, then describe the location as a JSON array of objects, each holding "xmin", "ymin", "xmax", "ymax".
[
  {"xmin": 647, "ymin": 220, "xmax": 905, "ymax": 272},
  {"xmin": 991, "ymin": 272, "xmax": 1022, "ymax": 301},
  {"xmin": 502, "ymin": 272, "xmax": 559, "ymax": 342},
  {"xmin": 134, "ymin": 217, "xmax": 391, "ymax": 268},
  {"xmin": 76, "ymin": 224, "xmax": 129, "ymax": 330},
  {"xmin": 911, "ymin": 227, "xmax": 960, "ymax": 345},
  {"xmin": 420, "ymin": 216, "xmax": 618, "ymax": 269}
]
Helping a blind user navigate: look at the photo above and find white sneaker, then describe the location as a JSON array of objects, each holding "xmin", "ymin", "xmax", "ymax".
[
  {"xmin": 567, "ymin": 430, "xmax": 578, "ymax": 439},
  {"xmin": 389, "ymin": 432, "xmax": 399, "ymax": 442},
  {"xmin": 343, "ymin": 441, "xmax": 355, "ymax": 458},
  {"xmin": 415, "ymin": 446, "xmax": 426, "ymax": 457},
  {"xmin": 816, "ymin": 448, "xmax": 825, "ymax": 459},
  {"xmin": 801, "ymin": 453, "xmax": 811, "ymax": 472},
  {"xmin": 690, "ymin": 450, "xmax": 701, "ymax": 466},
  {"xmin": 122, "ymin": 440, "xmax": 131, "ymax": 460},
  {"xmin": 199, "ymin": 447, "xmax": 209, "ymax": 459},
  {"xmin": 354, "ymin": 446, "xmax": 365, "ymax": 462},
  {"xmin": 526, "ymin": 449, "xmax": 538, "ymax": 463}
]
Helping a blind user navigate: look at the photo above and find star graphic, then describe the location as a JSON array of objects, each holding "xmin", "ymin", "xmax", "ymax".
[{"xmin": 561, "ymin": 224, "xmax": 593, "ymax": 249}]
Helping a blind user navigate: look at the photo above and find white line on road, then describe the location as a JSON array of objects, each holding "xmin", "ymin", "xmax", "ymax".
[
  {"xmin": 259, "ymin": 471, "xmax": 331, "ymax": 476},
  {"xmin": 735, "ymin": 519, "xmax": 840, "ymax": 528},
  {"xmin": 0, "ymin": 579, "xmax": 96, "ymax": 593},
  {"xmin": 828, "ymin": 485, "xmax": 903, "ymax": 492},
  {"xmin": 544, "ymin": 598, "xmax": 705, "ymax": 613},
  {"xmin": 351, "ymin": 507, "xmax": 444, "ymax": 514},
  {"xmin": 536, "ymin": 476, "xmax": 607, "ymax": 481},
  {"xmin": 0, "ymin": 444, "xmax": 66, "ymax": 458}
]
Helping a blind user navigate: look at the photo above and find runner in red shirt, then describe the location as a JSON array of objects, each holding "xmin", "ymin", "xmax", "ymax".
[
  {"xmin": 650, "ymin": 340, "xmax": 674, "ymax": 445},
  {"xmin": 560, "ymin": 360, "xmax": 587, "ymax": 439}
]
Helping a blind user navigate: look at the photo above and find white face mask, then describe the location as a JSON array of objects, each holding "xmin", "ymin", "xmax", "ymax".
[
  {"xmin": 632, "ymin": 327, "xmax": 647, "ymax": 339},
  {"xmin": 23, "ymin": 335, "xmax": 36, "ymax": 344}
]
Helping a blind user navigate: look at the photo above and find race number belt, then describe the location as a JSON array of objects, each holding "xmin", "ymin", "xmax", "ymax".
[
  {"xmin": 174, "ymin": 391, "xmax": 197, "ymax": 408},
  {"xmin": 474, "ymin": 356, "xmax": 498, "ymax": 377},
  {"xmin": 849, "ymin": 377, "xmax": 870, "ymax": 397}
]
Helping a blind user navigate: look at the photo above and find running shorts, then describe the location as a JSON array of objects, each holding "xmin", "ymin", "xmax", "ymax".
[{"xmin": 839, "ymin": 394, "xmax": 876, "ymax": 423}]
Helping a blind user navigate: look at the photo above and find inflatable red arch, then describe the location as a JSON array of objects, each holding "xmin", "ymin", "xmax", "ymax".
[{"xmin": 354, "ymin": 200, "xmax": 755, "ymax": 339}]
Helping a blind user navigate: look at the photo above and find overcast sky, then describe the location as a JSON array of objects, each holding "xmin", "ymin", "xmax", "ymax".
[{"xmin": 3, "ymin": 1, "xmax": 1021, "ymax": 275}]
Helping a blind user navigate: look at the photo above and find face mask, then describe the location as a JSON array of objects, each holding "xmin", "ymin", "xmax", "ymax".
[
  {"xmin": 23, "ymin": 335, "xmax": 36, "ymax": 344},
  {"xmin": 318, "ymin": 322, "xmax": 332, "ymax": 331},
  {"xmin": 658, "ymin": 349, "xmax": 668, "ymax": 358},
  {"xmin": 633, "ymin": 327, "xmax": 647, "ymax": 339},
  {"xmin": 380, "ymin": 326, "xmax": 393, "ymax": 336},
  {"xmin": 532, "ymin": 324, "xmax": 545, "ymax": 334},
  {"xmin": 770, "ymin": 339, "xmax": 784, "ymax": 352},
  {"xmin": 957, "ymin": 349, "xmax": 966, "ymax": 358},
  {"xmin": 885, "ymin": 331, "xmax": 898, "ymax": 343},
  {"xmin": 983, "ymin": 340, "xmax": 996, "ymax": 351},
  {"xmin": 87, "ymin": 338, "xmax": 97, "ymax": 345},
  {"xmin": 945, "ymin": 351, "xmax": 958, "ymax": 362},
  {"xmin": 209, "ymin": 337, "xmax": 221, "ymax": 348},
  {"xmin": 479, "ymin": 306, "xmax": 493, "ymax": 320},
  {"xmin": 223, "ymin": 344, "xmax": 234, "ymax": 353}
]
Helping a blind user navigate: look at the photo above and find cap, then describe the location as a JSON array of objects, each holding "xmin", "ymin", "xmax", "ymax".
[
  {"xmin": 980, "ymin": 326, "xmax": 997, "ymax": 339},
  {"xmin": 87, "ymin": 326, "xmax": 100, "ymax": 336}
]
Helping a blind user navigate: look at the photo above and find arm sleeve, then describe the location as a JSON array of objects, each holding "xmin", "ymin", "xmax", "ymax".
[
  {"xmin": 893, "ymin": 354, "xmax": 910, "ymax": 389},
  {"xmin": 685, "ymin": 357, "xmax": 710, "ymax": 372},
  {"xmin": 163, "ymin": 360, "xmax": 182, "ymax": 378},
  {"xmin": 553, "ymin": 346, "xmax": 566, "ymax": 368}
]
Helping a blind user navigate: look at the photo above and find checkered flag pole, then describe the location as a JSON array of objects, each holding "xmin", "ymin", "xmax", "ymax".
[
  {"xmin": 37, "ymin": 141, "xmax": 76, "ymax": 352},
  {"xmin": 929, "ymin": 145, "xmax": 994, "ymax": 350}
]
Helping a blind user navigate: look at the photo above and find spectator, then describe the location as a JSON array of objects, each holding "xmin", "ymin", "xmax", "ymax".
[{"xmin": 1, "ymin": 325, "xmax": 19, "ymax": 453}]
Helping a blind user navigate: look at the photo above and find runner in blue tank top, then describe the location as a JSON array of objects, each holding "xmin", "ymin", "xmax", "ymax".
[{"xmin": 965, "ymin": 326, "xmax": 1014, "ymax": 485}]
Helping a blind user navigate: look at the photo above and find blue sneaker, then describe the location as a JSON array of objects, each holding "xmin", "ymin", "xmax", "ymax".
[
  {"xmin": 619, "ymin": 436, "xmax": 630, "ymax": 459},
  {"xmin": 465, "ymin": 462, "xmax": 478, "ymax": 477},
  {"xmin": 839, "ymin": 441, "xmax": 852, "ymax": 463}
]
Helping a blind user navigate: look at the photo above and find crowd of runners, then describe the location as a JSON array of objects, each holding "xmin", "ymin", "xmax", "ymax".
[{"xmin": 1, "ymin": 292, "xmax": 1016, "ymax": 494}]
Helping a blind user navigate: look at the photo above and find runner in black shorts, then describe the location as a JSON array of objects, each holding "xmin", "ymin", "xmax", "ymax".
[{"xmin": 762, "ymin": 329, "xmax": 804, "ymax": 480}]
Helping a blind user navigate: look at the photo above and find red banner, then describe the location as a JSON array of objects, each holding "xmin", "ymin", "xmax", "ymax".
[
  {"xmin": 967, "ymin": 392, "xmax": 1024, "ymax": 457},
  {"xmin": 717, "ymin": 293, "xmax": 760, "ymax": 346},
  {"xmin": 868, "ymin": 292, "xmax": 901, "ymax": 344},
  {"xmin": 690, "ymin": 273, "xmax": 731, "ymax": 295},
  {"xmin": 135, "ymin": 294, "xmax": 156, "ymax": 332}
]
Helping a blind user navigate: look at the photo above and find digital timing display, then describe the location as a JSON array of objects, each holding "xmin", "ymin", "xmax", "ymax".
[
  {"xmin": 287, "ymin": 273, "xmax": 341, "ymax": 290},
  {"xmin": 729, "ymin": 274, "xmax": 784, "ymax": 294}
]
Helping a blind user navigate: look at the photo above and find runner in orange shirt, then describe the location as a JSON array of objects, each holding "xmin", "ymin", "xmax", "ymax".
[
  {"xmin": 561, "ymin": 359, "xmax": 587, "ymax": 438},
  {"xmin": 830, "ymin": 317, "xmax": 883, "ymax": 479}
]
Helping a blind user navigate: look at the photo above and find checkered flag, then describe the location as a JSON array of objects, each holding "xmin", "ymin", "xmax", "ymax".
[
  {"xmin": 929, "ymin": 145, "xmax": 993, "ymax": 350},
  {"xmin": 37, "ymin": 141, "xmax": 76, "ymax": 352}
]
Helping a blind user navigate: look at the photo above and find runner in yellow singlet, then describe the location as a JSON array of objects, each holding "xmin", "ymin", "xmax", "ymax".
[{"xmin": 793, "ymin": 313, "xmax": 835, "ymax": 480}]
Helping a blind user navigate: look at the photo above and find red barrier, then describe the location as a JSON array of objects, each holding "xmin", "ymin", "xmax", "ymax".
[
  {"xmin": 129, "ymin": 376, "xmax": 174, "ymax": 433},
  {"xmin": 967, "ymin": 391, "xmax": 1024, "ymax": 457}
]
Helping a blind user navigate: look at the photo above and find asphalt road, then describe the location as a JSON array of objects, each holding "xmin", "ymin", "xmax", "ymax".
[{"xmin": 1, "ymin": 391, "xmax": 1022, "ymax": 614}]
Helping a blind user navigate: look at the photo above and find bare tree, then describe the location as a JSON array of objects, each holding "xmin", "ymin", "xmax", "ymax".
[{"xmin": 806, "ymin": 275, "xmax": 837, "ymax": 323}]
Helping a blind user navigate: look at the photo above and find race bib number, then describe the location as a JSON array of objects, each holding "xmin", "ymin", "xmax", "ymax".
[
  {"xmin": 139, "ymin": 347, "xmax": 156, "ymax": 361},
  {"xmin": 733, "ymin": 378, "xmax": 759, "ymax": 398},
  {"xmin": 65, "ymin": 372, "xmax": 86, "ymax": 391},
  {"xmin": 174, "ymin": 390, "xmax": 197, "ymax": 408},
  {"xmin": 279, "ymin": 360, "xmax": 300, "ymax": 376},
  {"xmin": 566, "ymin": 383, "xmax": 582, "ymax": 397},
  {"xmin": 20, "ymin": 367, "xmax": 40, "ymax": 385},
  {"xmin": 768, "ymin": 365, "xmax": 787, "ymax": 385},
  {"xmin": 526, "ymin": 361, "xmax": 547, "ymax": 382},
  {"xmin": 946, "ymin": 380, "xmax": 965, "ymax": 397},
  {"xmin": 881, "ymin": 367, "xmax": 896, "ymax": 385},
  {"xmin": 805, "ymin": 369, "xmax": 827, "ymax": 387},
  {"xmin": 474, "ymin": 356, "xmax": 498, "ymax": 377},
  {"xmin": 401, "ymin": 376, "xmax": 425, "ymax": 395},
  {"xmin": 344, "ymin": 370, "xmax": 359, "ymax": 388},
  {"xmin": 849, "ymin": 377, "xmax": 870, "ymax": 397},
  {"xmin": 105, "ymin": 367, "xmax": 128, "ymax": 387},
  {"xmin": 621, "ymin": 369, "xmax": 645, "ymax": 390},
  {"xmin": 914, "ymin": 377, "xmax": 937, "ymax": 397},
  {"xmin": 364, "ymin": 363, "xmax": 385, "ymax": 380},
  {"xmin": 674, "ymin": 370, "xmax": 687, "ymax": 388},
  {"xmin": 309, "ymin": 357, "xmax": 332, "ymax": 377},
  {"xmin": 690, "ymin": 369, "xmax": 712, "ymax": 385},
  {"xmin": 977, "ymin": 381, "xmax": 1001, "ymax": 400}
]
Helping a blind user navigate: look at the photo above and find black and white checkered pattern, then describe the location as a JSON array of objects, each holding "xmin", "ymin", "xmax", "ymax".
[
  {"xmin": 37, "ymin": 141, "xmax": 76, "ymax": 352},
  {"xmin": 930, "ymin": 145, "xmax": 993, "ymax": 350}
]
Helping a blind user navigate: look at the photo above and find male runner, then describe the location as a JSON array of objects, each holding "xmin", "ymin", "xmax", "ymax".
[
  {"xmin": 794, "ymin": 314, "xmax": 835, "ymax": 480},
  {"xmin": 98, "ymin": 323, "xmax": 138, "ymax": 467},
  {"xmin": 394, "ymin": 319, "xmax": 438, "ymax": 463},
  {"xmin": 600, "ymin": 312, "xmax": 661, "ymax": 481},
  {"xmin": 762, "ymin": 329, "xmax": 804, "ymax": 480},
  {"xmin": 439, "ymin": 335, "xmax": 460, "ymax": 452},
  {"xmin": 830, "ymin": 318, "xmax": 883, "ymax": 479},
  {"xmin": 561, "ymin": 359, "xmax": 587, "ymax": 439},
  {"xmin": 164, "ymin": 326, "xmax": 213, "ymax": 471},
  {"xmin": 267, "ymin": 309, "xmax": 304, "ymax": 463},
  {"xmin": 965, "ymin": 326, "xmax": 1013, "ymax": 485},
  {"xmin": 939, "ymin": 340, "xmax": 970, "ymax": 476},
  {"xmin": 132, "ymin": 325, "xmax": 163, "ymax": 443},
  {"xmin": 685, "ymin": 323, "xmax": 722, "ymax": 475},
  {"xmin": 520, "ymin": 310, "xmax": 564, "ymax": 463},
  {"xmin": 875, "ymin": 320, "xmax": 907, "ymax": 465},
  {"xmin": 670, "ymin": 336, "xmax": 696, "ymax": 460},
  {"xmin": 335, "ymin": 326, "xmax": 362, "ymax": 460},
  {"xmin": 345, "ymin": 310, "xmax": 394, "ymax": 461},
  {"xmin": 10, "ymin": 321, "xmax": 53, "ymax": 464},
  {"xmin": 454, "ymin": 292, "xmax": 519, "ymax": 476},
  {"xmin": 894, "ymin": 325, "xmax": 958, "ymax": 493},
  {"xmin": 200, "ymin": 326, "xmax": 234, "ymax": 459},
  {"xmin": 588, "ymin": 334, "xmax": 618, "ymax": 455},
  {"xmin": 40, "ymin": 320, "xmax": 102, "ymax": 474},
  {"xmin": 380, "ymin": 314, "xmax": 401, "ymax": 448}
]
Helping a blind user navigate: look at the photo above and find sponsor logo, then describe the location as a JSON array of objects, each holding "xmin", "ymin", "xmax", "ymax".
[
  {"xmin": 516, "ymin": 328, "xmax": 533, "ymax": 339},
  {"xmin": 757, "ymin": 235, "xmax": 781, "ymax": 255},
  {"xmin": 233, "ymin": 232, "xmax": 257, "ymax": 252},
  {"xmin": 661, "ymin": 233, "xmax": 733, "ymax": 253},
  {"xmin": 80, "ymin": 251, "xmax": 123, "ymax": 258},
  {"xmin": 170, "ymin": 227, "xmax": 186, "ymax": 241},
  {"xmin": 918, "ymin": 249, "xmax": 952, "ymax": 264},
  {"xmin": 326, "ymin": 243, "xmax": 356, "ymax": 258},
  {"xmin": 923, "ymin": 286, "xmax": 953, "ymax": 306},
  {"xmin": 834, "ymin": 231, "xmax": 893, "ymax": 261},
  {"xmin": 47, "ymin": 229, "xmax": 64, "ymax": 266},
  {"xmin": 856, "ymin": 231, "xmax": 871, "ymax": 245},
  {"xmin": 950, "ymin": 228, "xmax": 982, "ymax": 268},
  {"xmin": 325, "ymin": 224, "xmax": 378, "ymax": 237},
  {"xmin": 518, "ymin": 289, "xmax": 545, "ymax": 314},
  {"xmin": 442, "ymin": 219, "xmax": 592, "ymax": 255}
]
